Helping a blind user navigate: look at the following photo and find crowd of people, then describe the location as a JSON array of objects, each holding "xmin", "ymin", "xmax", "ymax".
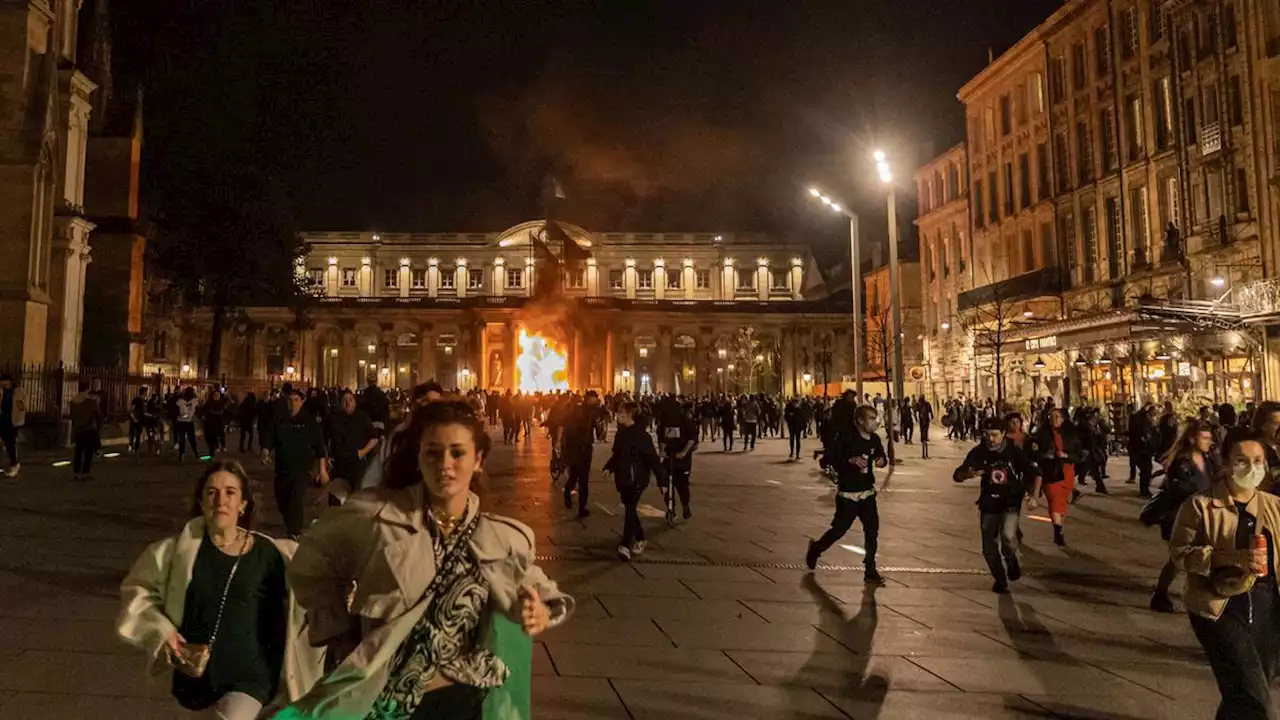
[{"xmin": 37, "ymin": 368, "xmax": 1271, "ymax": 719}]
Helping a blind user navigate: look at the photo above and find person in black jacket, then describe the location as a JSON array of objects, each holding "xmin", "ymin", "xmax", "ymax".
[
  {"xmin": 662, "ymin": 402, "xmax": 699, "ymax": 519},
  {"xmin": 1150, "ymin": 419, "xmax": 1218, "ymax": 613},
  {"xmin": 558, "ymin": 391, "xmax": 604, "ymax": 518},
  {"xmin": 954, "ymin": 417, "xmax": 1041, "ymax": 593},
  {"xmin": 806, "ymin": 395, "xmax": 888, "ymax": 586},
  {"xmin": 1128, "ymin": 404, "xmax": 1160, "ymax": 498},
  {"xmin": 604, "ymin": 402, "xmax": 666, "ymax": 560}
]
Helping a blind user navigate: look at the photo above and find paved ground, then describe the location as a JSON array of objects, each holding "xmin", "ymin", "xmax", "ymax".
[{"xmin": 0, "ymin": 426, "xmax": 1232, "ymax": 719}]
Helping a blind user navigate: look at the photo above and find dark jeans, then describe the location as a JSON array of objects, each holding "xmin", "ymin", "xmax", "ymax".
[
  {"xmin": 129, "ymin": 421, "xmax": 143, "ymax": 451},
  {"xmin": 621, "ymin": 497, "xmax": 645, "ymax": 547},
  {"xmin": 175, "ymin": 421, "xmax": 198, "ymax": 458},
  {"xmin": 1190, "ymin": 589, "xmax": 1280, "ymax": 720},
  {"xmin": 274, "ymin": 474, "xmax": 310, "ymax": 538},
  {"xmin": 980, "ymin": 511, "xmax": 1020, "ymax": 585},
  {"xmin": 1134, "ymin": 455, "xmax": 1153, "ymax": 495},
  {"xmin": 204, "ymin": 423, "xmax": 225, "ymax": 454},
  {"xmin": 742, "ymin": 422, "xmax": 757, "ymax": 450},
  {"xmin": 0, "ymin": 422, "xmax": 16, "ymax": 467},
  {"xmin": 238, "ymin": 423, "xmax": 255, "ymax": 452},
  {"xmin": 73, "ymin": 430, "xmax": 98, "ymax": 474},
  {"xmin": 722, "ymin": 429, "xmax": 734, "ymax": 452},
  {"xmin": 903, "ymin": 424, "xmax": 913, "ymax": 443},
  {"xmin": 920, "ymin": 423, "xmax": 930, "ymax": 443},
  {"xmin": 812, "ymin": 493, "xmax": 879, "ymax": 567},
  {"xmin": 788, "ymin": 427, "xmax": 803, "ymax": 457},
  {"xmin": 666, "ymin": 464, "xmax": 691, "ymax": 509},
  {"xmin": 564, "ymin": 461, "xmax": 590, "ymax": 512}
]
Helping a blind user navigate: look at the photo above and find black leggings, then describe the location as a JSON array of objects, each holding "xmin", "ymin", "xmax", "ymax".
[
  {"xmin": 788, "ymin": 428, "xmax": 802, "ymax": 457},
  {"xmin": 239, "ymin": 422, "xmax": 255, "ymax": 452},
  {"xmin": 409, "ymin": 682, "xmax": 483, "ymax": 720},
  {"xmin": 812, "ymin": 494, "xmax": 880, "ymax": 567},
  {"xmin": 722, "ymin": 428, "xmax": 734, "ymax": 451},
  {"xmin": 1190, "ymin": 590, "xmax": 1279, "ymax": 720},
  {"xmin": 175, "ymin": 421, "xmax": 198, "ymax": 458},
  {"xmin": 622, "ymin": 497, "xmax": 645, "ymax": 547}
]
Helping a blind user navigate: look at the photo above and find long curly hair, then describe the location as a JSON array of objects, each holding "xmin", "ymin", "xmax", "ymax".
[
  {"xmin": 189, "ymin": 460, "xmax": 258, "ymax": 529},
  {"xmin": 384, "ymin": 401, "xmax": 491, "ymax": 490}
]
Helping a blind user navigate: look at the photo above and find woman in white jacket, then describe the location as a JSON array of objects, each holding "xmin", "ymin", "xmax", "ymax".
[
  {"xmin": 116, "ymin": 461, "xmax": 323, "ymax": 718},
  {"xmin": 280, "ymin": 401, "xmax": 573, "ymax": 719}
]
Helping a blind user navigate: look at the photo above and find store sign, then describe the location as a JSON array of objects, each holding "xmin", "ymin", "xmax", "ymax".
[{"xmin": 1025, "ymin": 335, "xmax": 1058, "ymax": 351}]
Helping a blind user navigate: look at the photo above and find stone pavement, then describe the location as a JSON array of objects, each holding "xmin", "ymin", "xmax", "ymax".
[{"xmin": 0, "ymin": 426, "xmax": 1231, "ymax": 719}]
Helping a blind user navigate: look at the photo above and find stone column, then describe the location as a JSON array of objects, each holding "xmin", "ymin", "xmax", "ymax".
[
  {"xmin": 654, "ymin": 261, "xmax": 666, "ymax": 300},
  {"xmin": 656, "ymin": 327, "xmax": 673, "ymax": 394},
  {"xmin": 341, "ymin": 330, "xmax": 357, "ymax": 389},
  {"xmin": 480, "ymin": 321, "xmax": 491, "ymax": 389},
  {"xmin": 605, "ymin": 329, "xmax": 615, "ymax": 392},
  {"xmin": 507, "ymin": 321, "xmax": 518, "ymax": 391},
  {"xmin": 419, "ymin": 326, "xmax": 435, "ymax": 383},
  {"xmin": 387, "ymin": 343, "xmax": 400, "ymax": 389},
  {"xmin": 781, "ymin": 329, "xmax": 796, "ymax": 396},
  {"xmin": 572, "ymin": 326, "xmax": 583, "ymax": 389},
  {"xmin": 251, "ymin": 328, "xmax": 268, "ymax": 379}
]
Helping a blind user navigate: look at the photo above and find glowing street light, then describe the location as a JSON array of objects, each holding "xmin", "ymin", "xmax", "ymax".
[
  {"xmin": 1211, "ymin": 276, "xmax": 1226, "ymax": 287},
  {"xmin": 941, "ymin": 321, "xmax": 951, "ymax": 330},
  {"xmin": 1023, "ymin": 310, "xmax": 1034, "ymax": 318},
  {"xmin": 805, "ymin": 184, "xmax": 863, "ymax": 397}
]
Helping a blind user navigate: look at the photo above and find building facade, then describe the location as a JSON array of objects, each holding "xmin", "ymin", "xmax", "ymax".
[
  {"xmin": 913, "ymin": 143, "xmax": 975, "ymax": 402},
  {"xmin": 930, "ymin": 0, "xmax": 1277, "ymax": 409},
  {"xmin": 147, "ymin": 221, "xmax": 859, "ymax": 397},
  {"xmin": 0, "ymin": 0, "xmax": 98, "ymax": 368}
]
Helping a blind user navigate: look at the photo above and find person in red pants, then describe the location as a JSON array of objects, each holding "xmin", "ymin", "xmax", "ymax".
[{"xmin": 1032, "ymin": 408, "xmax": 1084, "ymax": 546}]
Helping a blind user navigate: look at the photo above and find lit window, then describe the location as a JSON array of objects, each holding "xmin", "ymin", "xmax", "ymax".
[
  {"xmin": 307, "ymin": 268, "xmax": 324, "ymax": 287},
  {"xmin": 695, "ymin": 269, "xmax": 711, "ymax": 289},
  {"xmin": 341, "ymin": 268, "xmax": 356, "ymax": 287},
  {"xmin": 770, "ymin": 268, "xmax": 789, "ymax": 290},
  {"xmin": 568, "ymin": 268, "xmax": 586, "ymax": 289},
  {"xmin": 411, "ymin": 269, "xmax": 426, "ymax": 289},
  {"xmin": 383, "ymin": 268, "xmax": 398, "ymax": 288},
  {"xmin": 506, "ymin": 267, "xmax": 524, "ymax": 288},
  {"xmin": 468, "ymin": 269, "xmax": 483, "ymax": 289},
  {"xmin": 637, "ymin": 269, "xmax": 654, "ymax": 290},
  {"xmin": 667, "ymin": 269, "xmax": 682, "ymax": 289},
  {"xmin": 609, "ymin": 269, "xmax": 624, "ymax": 290},
  {"xmin": 440, "ymin": 267, "xmax": 456, "ymax": 289},
  {"xmin": 737, "ymin": 269, "xmax": 756, "ymax": 291}
]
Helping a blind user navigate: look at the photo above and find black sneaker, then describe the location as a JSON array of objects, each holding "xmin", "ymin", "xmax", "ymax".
[
  {"xmin": 578, "ymin": 508, "xmax": 591, "ymax": 519},
  {"xmin": 1053, "ymin": 527, "xmax": 1066, "ymax": 546},
  {"xmin": 1150, "ymin": 593, "xmax": 1176, "ymax": 613},
  {"xmin": 682, "ymin": 506, "xmax": 692, "ymax": 519},
  {"xmin": 864, "ymin": 568, "xmax": 887, "ymax": 587},
  {"xmin": 563, "ymin": 493, "xmax": 573, "ymax": 509},
  {"xmin": 992, "ymin": 581, "xmax": 1010, "ymax": 594},
  {"xmin": 1007, "ymin": 560, "xmax": 1022, "ymax": 582},
  {"xmin": 805, "ymin": 541, "xmax": 819, "ymax": 570}
]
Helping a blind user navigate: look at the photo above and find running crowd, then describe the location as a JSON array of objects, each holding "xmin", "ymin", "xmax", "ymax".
[{"xmin": 7, "ymin": 368, "xmax": 1278, "ymax": 718}]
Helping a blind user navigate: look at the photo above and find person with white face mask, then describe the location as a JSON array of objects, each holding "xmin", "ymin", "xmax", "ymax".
[
  {"xmin": 806, "ymin": 397, "xmax": 888, "ymax": 586},
  {"xmin": 1170, "ymin": 431, "xmax": 1280, "ymax": 719}
]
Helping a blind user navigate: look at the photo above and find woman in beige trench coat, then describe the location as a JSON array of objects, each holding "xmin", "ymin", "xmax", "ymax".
[{"xmin": 279, "ymin": 400, "xmax": 573, "ymax": 720}]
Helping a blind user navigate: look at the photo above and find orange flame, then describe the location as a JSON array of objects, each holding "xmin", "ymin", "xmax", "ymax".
[{"xmin": 516, "ymin": 328, "xmax": 569, "ymax": 392}]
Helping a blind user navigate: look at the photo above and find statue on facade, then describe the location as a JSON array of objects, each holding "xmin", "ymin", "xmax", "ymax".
[
  {"xmin": 1161, "ymin": 222, "xmax": 1181, "ymax": 263},
  {"xmin": 490, "ymin": 350, "xmax": 504, "ymax": 388}
]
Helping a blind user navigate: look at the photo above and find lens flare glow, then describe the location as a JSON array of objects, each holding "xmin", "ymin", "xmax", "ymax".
[{"xmin": 516, "ymin": 328, "xmax": 569, "ymax": 392}]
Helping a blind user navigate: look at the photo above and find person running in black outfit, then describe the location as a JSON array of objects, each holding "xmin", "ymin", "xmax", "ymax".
[
  {"xmin": 806, "ymin": 394, "xmax": 888, "ymax": 586},
  {"xmin": 605, "ymin": 401, "xmax": 667, "ymax": 560},
  {"xmin": 719, "ymin": 401, "xmax": 736, "ymax": 452},
  {"xmin": 558, "ymin": 391, "xmax": 602, "ymax": 518},
  {"xmin": 662, "ymin": 401, "xmax": 699, "ymax": 519},
  {"xmin": 953, "ymin": 417, "xmax": 1041, "ymax": 593}
]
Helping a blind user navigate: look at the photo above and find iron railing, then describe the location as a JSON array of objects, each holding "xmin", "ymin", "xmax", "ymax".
[{"xmin": 0, "ymin": 363, "xmax": 171, "ymax": 423}]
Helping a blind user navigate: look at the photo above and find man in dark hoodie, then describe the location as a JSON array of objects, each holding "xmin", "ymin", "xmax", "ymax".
[
  {"xmin": 604, "ymin": 401, "xmax": 667, "ymax": 561},
  {"xmin": 806, "ymin": 393, "xmax": 888, "ymax": 586}
]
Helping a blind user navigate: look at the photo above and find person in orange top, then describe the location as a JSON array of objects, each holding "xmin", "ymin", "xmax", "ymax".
[{"xmin": 1031, "ymin": 408, "xmax": 1084, "ymax": 546}]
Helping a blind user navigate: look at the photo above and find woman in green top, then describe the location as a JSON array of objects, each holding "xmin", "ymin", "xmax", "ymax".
[{"xmin": 118, "ymin": 461, "xmax": 299, "ymax": 719}]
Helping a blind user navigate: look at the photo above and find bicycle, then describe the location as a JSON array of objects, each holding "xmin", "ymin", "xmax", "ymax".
[{"xmin": 660, "ymin": 457, "xmax": 677, "ymax": 527}]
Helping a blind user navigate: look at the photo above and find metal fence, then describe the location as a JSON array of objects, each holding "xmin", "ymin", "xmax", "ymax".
[{"xmin": 0, "ymin": 363, "xmax": 174, "ymax": 424}]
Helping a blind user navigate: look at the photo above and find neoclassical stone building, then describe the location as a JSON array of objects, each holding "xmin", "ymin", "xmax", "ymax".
[{"xmin": 147, "ymin": 221, "xmax": 858, "ymax": 396}]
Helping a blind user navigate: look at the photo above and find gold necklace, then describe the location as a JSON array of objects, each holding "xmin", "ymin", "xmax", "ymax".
[
  {"xmin": 429, "ymin": 505, "xmax": 462, "ymax": 537},
  {"xmin": 211, "ymin": 528, "xmax": 245, "ymax": 548}
]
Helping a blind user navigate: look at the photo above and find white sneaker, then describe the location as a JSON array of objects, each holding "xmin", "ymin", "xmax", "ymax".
[
  {"xmin": 616, "ymin": 545, "xmax": 632, "ymax": 561},
  {"xmin": 631, "ymin": 540, "xmax": 647, "ymax": 556},
  {"xmin": 4, "ymin": 463, "xmax": 17, "ymax": 478}
]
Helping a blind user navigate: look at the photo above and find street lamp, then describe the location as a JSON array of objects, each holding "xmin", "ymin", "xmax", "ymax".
[
  {"xmin": 1211, "ymin": 276, "xmax": 1226, "ymax": 288},
  {"xmin": 873, "ymin": 148, "xmax": 904, "ymax": 464},
  {"xmin": 717, "ymin": 348, "xmax": 727, "ymax": 360},
  {"xmin": 806, "ymin": 186, "xmax": 864, "ymax": 396}
]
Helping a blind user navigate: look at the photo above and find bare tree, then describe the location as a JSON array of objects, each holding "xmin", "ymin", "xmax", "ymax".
[
  {"xmin": 959, "ymin": 263, "xmax": 1027, "ymax": 405},
  {"xmin": 727, "ymin": 326, "xmax": 766, "ymax": 393}
]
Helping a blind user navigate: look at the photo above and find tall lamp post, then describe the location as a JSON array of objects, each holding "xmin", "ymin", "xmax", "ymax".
[
  {"xmin": 874, "ymin": 150, "xmax": 905, "ymax": 464},
  {"xmin": 806, "ymin": 188, "xmax": 863, "ymax": 397}
]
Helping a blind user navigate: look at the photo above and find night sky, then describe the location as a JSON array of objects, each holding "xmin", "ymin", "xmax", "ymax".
[{"xmin": 111, "ymin": 0, "xmax": 1063, "ymax": 253}]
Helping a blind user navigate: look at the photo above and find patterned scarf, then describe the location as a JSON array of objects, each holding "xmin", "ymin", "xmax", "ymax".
[{"xmin": 365, "ymin": 510, "xmax": 508, "ymax": 719}]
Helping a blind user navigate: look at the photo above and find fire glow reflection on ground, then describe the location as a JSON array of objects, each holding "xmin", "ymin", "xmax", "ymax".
[{"xmin": 516, "ymin": 328, "xmax": 568, "ymax": 392}]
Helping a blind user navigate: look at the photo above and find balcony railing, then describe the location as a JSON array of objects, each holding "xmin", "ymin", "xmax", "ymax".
[
  {"xmin": 1201, "ymin": 122, "xmax": 1222, "ymax": 155},
  {"xmin": 958, "ymin": 267, "xmax": 1064, "ymax": 312}
]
